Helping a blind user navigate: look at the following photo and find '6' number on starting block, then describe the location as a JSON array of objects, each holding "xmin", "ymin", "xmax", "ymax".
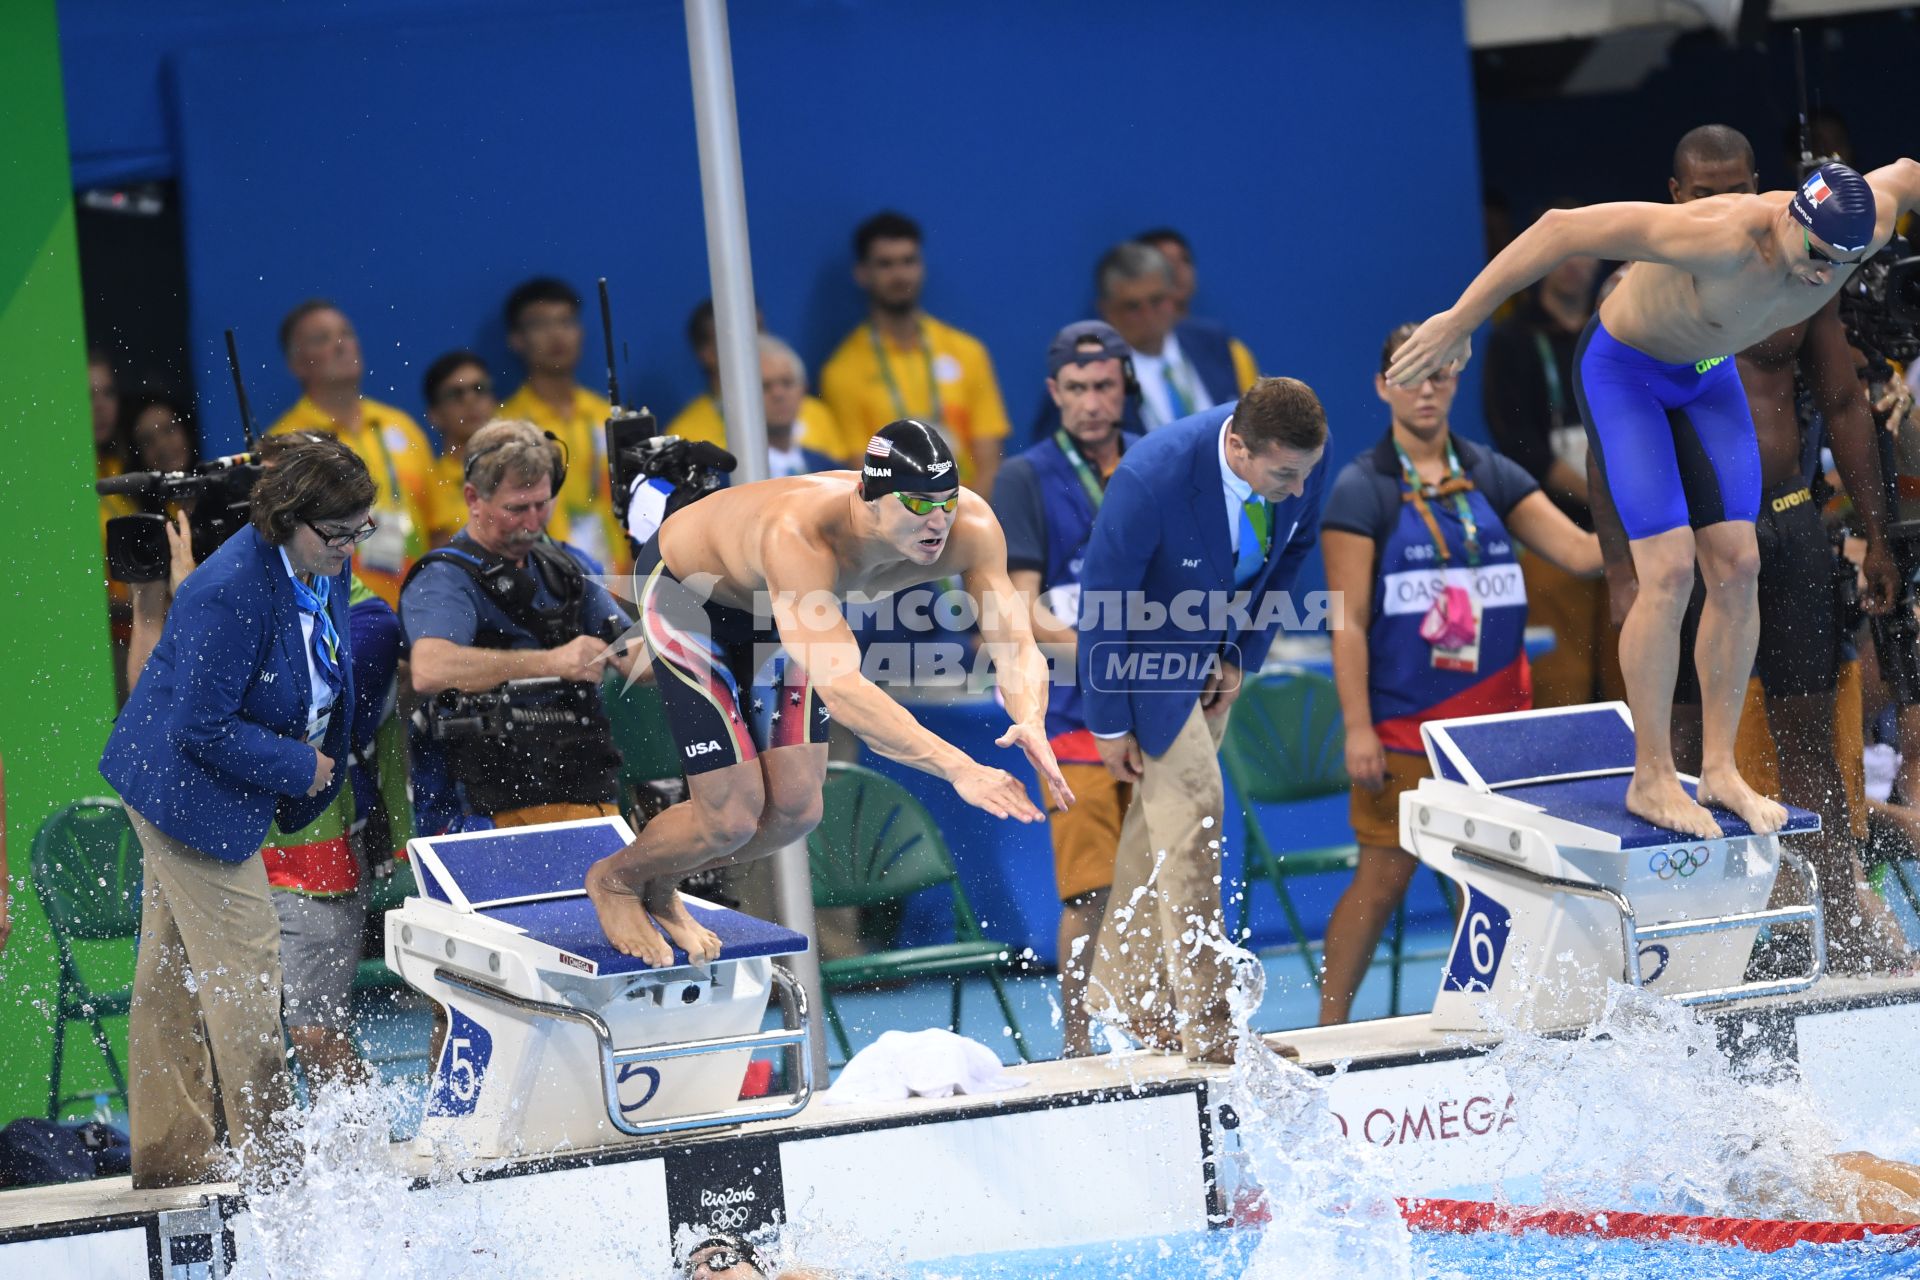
[{"xmin": 1443, "ymin": 887, "xmax": 1513, "ymax": 993}]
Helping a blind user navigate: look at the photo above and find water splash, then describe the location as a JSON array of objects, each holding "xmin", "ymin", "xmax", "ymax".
[
  {"xmin": 1463, "ymin": 979, "xmax": 1918, "ymax": 1224},
  {"xmin": 227, "ymin": 1078, "xmax": 510, "ymax": 1280},
  {"xmin": 1210, "ymin": 942, "xmax": 1417, "ymax": 1280}
]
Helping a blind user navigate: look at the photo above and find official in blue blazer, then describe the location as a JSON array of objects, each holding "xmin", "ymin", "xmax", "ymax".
[
  {"xmin": 1075, "ymin": 380, "xmax": 1330, "ymax": 1063},
  {"xmin": 99, "ymin": 436, "xmax": 375, "ymax": 1188}
]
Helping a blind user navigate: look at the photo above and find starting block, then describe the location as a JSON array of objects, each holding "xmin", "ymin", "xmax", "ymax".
[
  {"xmin": 1400, "ymin": 703, "xmax": 1826, "ymax": 1032},
  {"xmin": 385, "ymin": 816, "xmax": 815, "ymax": 1158}
]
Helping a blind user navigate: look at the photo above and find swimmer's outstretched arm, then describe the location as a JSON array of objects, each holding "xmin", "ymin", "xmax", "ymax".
[
  {"xmin": 760, "ymin": 523, "xmax": 1045, "ymax": 823},
  {"xmin": 1388, "ymin": 200, "xmax": 1750, "ymax": 386},
  {"xmin": 954, "ymin": 518, "xmax": 1074, "ymax": 810},
  {"xmin": 1864, "ymin": 158, "xmax": 1920, "ymax": 246}
]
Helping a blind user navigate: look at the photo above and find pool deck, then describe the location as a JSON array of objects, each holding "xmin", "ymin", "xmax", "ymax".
[{"xmin": 9, "ymin": 969, "xmax": 1918, "ymax": 1272}]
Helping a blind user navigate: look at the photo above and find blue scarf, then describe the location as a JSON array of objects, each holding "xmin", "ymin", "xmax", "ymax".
[{"xmin": 288, "ymin": 569, "xmax": 342, "ymax": 692}]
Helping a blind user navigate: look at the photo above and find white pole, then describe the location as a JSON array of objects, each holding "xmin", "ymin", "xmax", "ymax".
[{"xmin": 684, "ymin": 0, "xmax": 830, "ymax": 1083}]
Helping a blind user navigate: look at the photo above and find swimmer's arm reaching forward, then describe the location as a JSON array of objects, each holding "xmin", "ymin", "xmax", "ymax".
[
  {"xmin": 1388, "ymin": 200, "xmax": 1754, "ymax": 386},
  {"xmin": 955, "ymin": 518, "xmax": 1076, "ymax": 811},
  {"xmin": 1865, "ymin": 158, "xmax": 1920, "ymax": 247},
  {"xmin": 760, "ymin": 523, "xmax": 1046, "ymax": 823}
]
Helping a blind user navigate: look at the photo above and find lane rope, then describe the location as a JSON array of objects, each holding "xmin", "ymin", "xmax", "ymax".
[{"xmin": 1397, "ymin": 1196, "xmax": 1920, "ymax": 1254}]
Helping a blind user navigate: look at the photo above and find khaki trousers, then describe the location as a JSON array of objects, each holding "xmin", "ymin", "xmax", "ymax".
[
  {"xmin": 126, "ymin": 808, "xmax": 295, "ymax": 1188},
  {"xmin": 1085, "ymin": 704, "xmax": 1234, "ymax": 1060}
]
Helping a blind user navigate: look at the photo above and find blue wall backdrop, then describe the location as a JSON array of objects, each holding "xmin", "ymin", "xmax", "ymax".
[{"xmin": 60, "ymin": 0, "xmax": 1489, "ymax": 604}]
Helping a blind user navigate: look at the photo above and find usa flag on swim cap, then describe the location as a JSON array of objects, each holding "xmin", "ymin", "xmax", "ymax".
[{"xmin": 867, "ymin": 435, "xmax": 893, "ymax": 457}]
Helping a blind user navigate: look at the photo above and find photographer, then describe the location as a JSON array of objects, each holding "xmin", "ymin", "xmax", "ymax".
[
  {"xmin": 99, "ymin": 436, "xmax": 375, "ymax": 1189},
  {"xmin": 402, "ymin": 418, "xmax": 638, "ymax": 831}
]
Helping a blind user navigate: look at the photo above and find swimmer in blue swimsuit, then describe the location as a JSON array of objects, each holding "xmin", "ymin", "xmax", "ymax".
[{"xmin": 1391, "ymin": 158, "xmax": 1920, "ymax": 840}]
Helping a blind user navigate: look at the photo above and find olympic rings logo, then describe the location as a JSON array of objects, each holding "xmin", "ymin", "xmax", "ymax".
[
  {"xmin": 705, "ymin": 1203, "xmax": 753, "ymax": 1231},
  {"xmin": 1649, "ymin": 846, "xmax": 1711, "ymax": 879}
]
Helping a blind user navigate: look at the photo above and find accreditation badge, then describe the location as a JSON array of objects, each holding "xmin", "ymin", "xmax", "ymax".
[
  {"xmin": 1423, "ymin": 568, "xmax": 1483, "ymax": 674},
  {"xmin": 359, "ymin": 506, "xmax": 412, "ymax": 574}
]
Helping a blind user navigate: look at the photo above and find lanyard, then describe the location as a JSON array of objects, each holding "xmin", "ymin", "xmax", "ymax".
[
  {"xmin": 870, "ymin": 321, "xmax": 945, "ymax": 425},
  {"xmin": 1052, "ymin": 431, "xmax": 1114, "ymax": 510},
  {"xmin": 1394, "ymin": 438, "xmax": 1480, "ymax": 568},
  {"xmin": 360, "ymin": 414, "xmax": 405, "ymax": 508},
  {"xmin": 1532, "ymin": 331, "xmax": 1569, "ymax": 431}
]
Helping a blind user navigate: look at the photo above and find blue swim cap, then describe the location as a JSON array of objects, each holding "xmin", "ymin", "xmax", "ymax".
[{"xmin": 1788, "ymin": 162, "xmax": 1877, "ymax": 256}]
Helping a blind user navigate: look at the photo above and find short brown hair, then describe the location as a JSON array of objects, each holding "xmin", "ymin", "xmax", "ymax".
[
  {"xmin": 278, "ymin": 298, "xmax": 340, "ymax": 357},
  {"xmin": 249, "ymin": 436, "xmax": 376, "ymax": 545},
  {"xmin": 1232, "ymin": 376, "xmax": 1327, "ymax": 453},
  {"xmin": 463, "ymin": 419, "xmax": 559, "ymax": 499}
]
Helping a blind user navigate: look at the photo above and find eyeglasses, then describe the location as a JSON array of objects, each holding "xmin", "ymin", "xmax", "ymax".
[
  {"xmin": 308, "ymin": 517, "xmax": 378, "ymax": 548},
  {"xmin": 1803, "ymin": 227, "xmax": 1862, "ymax": 268},
  {"xmin": 896, "ymin": 492, "xmax": 959, "ymax": 516},
  {"xmin": 436, "ymin": 379, "xmax": 493, "ymax": 404}
]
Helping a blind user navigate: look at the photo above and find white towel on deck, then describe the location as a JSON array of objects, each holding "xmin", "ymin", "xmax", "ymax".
[{"xmin": 820, "ymin": 1029, "xmax": 1026, "ymax": 1105}]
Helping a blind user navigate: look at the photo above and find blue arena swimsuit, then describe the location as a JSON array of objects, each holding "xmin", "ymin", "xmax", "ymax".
[{"xmin": 1572, "ymin": 315, "xmax": 1761, "ymax": 540}]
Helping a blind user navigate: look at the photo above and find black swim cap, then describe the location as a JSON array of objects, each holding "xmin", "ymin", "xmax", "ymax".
[
  {"xmin": 860, "ymin": 418, "xmax": 958, "ymax": 501},
  {"xmin": 1788, "ymin": 162, "xmax": 1877, "ymax": 256}
]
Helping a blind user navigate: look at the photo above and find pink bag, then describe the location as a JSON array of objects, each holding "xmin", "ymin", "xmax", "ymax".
[{"xmin": 1419, "ymin": 583, "xmax": 1478, "ymax": 649}]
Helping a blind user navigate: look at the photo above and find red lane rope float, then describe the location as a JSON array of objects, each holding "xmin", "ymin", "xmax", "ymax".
[{"xmin": 1398, "ymin": 1196, "xmax": 1920, "ymax": 1254}]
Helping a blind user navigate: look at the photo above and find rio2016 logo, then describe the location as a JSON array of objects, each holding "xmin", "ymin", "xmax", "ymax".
[{"xmin": 1648, "ymin": 846, "xmax": 1711, "ymax": 880}]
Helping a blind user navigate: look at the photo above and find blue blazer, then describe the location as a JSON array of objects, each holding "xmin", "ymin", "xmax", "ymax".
[
  {"xmin": 100, "ymin": 525, "xmax": 354, "ymax": 861},
  {"xmin": 1029, "ymin": 318, "xmax": 1243, "ymax": 441},
  {"xmin": 1076, "ymin": 403, "xmax": 1328, "ymax": 756}
]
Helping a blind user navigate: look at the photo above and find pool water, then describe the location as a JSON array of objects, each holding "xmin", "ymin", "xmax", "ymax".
[{"xmin": 907, "ymin": 1228, "xmax": 1920, "ymax": 1280}]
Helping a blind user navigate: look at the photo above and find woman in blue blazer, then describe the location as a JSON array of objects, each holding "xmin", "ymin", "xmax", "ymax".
[{"xmin": 99, "ymin": 436, "xmax": 375, "ymax": 1188}]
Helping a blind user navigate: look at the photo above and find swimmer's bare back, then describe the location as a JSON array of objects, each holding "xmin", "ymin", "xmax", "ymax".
[
  {"xmin": 657, "ymin": 470, "xmax": 996, "ymax": 607},
  {"xmin": 1389, "ymin": 158, "xmax": 1920, "ymax": 386}
]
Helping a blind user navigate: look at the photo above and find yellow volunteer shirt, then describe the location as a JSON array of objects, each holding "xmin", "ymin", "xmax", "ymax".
[
  {"xmin": 663, "ymin": 393, "xmax": 858, "ymax": 463},
  {"xmin": 427, "ymin": 452, "xmax": 468, "ymax": 546},
  {"xmin": 267, "ymin": 396, "xmax": 434, "ymax": 606},
  {"xmin": 819, "ymin": 314, "xmax": 1010, "ymax": 486},
  {"xmin": 498, "ymin": 383, "xmax": 624, "ymax": 571},
  {"xmin": 1230, "ymin": 338, "xmax": 1260, "ymax": 393}
]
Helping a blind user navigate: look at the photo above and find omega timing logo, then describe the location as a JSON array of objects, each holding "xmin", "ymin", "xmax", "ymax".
[
  {"xmin": 1332, "ymin": 1093, "xmax": 1519, "ymax": 1147},
  {"xmin": 700, "ymin": 1184, "xmax": 758, "ymax": 1231},
  {"xmin": 1647, "ymin": 845, "xmax": 1711, "ymax": 880}
]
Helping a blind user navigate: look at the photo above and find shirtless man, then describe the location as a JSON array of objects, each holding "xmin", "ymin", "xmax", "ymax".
[
  {"xmin": 585, "ymin": 418, "xmax": 1070, "ymax": 964},
  {"xmin": 1391, "ymin": 156, "xmax": 1920, "ymax": 839},
  {"xmin": 1594, "ymin": 126, "xmax": 1906, "ymax": 970}
]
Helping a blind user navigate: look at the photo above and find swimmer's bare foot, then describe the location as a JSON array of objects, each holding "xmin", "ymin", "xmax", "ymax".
[
  {"xmin": 642, "ymin": 879, "xmax": 723, "ymax": 965},
  {"xmin": 585, "ymin": 859, "xmax": 673, "ymax": 966},
  {"xmin": 1697, "ymin": 766, "xmax": 1788, "ymax": 835},
  {"xmin": 1625, "ymin": 772, "xmax": 1723, "ymax": 839}
]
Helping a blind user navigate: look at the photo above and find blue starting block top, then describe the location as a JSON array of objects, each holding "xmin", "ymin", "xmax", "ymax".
[
  {"xmin": 1423, "ymin": 704, "xmax": 1818, "ymax": 849},
  {"xmin": 1500, "ymin": 774, "xmax": 1818, "ymax": 849},
  {"xmin": 408, "ymin": 818, "xmax": 809, "ymax": 973}
]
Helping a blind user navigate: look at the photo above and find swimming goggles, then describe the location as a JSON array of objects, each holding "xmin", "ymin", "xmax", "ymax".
[{"xmin": 896, "ymin": 492, "xmax": 959, "ymax": 516}]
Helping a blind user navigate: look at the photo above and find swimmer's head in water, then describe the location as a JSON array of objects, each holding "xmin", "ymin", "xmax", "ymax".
[
  {"xmin": 1787, "ymin": 162, "xmax": 1876, "ymax": 259},
  {"xmin": 682, "ymin": 1233, "xmax": 763, "ymax": 1279},
  {"xmin": 860, "ymin": 419, "xmax": 959, "ymax": 503}
]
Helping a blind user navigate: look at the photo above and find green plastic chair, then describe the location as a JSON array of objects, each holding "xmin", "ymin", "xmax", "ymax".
[
  {"xmin": 605, "ymin": 674, "xmax": 687, "ymax": 790},
  {"xmin": 807, "ymin": 762, "xmax": 1030, "ymax": 1063},
  {"xmin": 30, "ymin": 798, "xmax": 143, "ymax": 1120},
  {"xmin": 1222, "ymin": 667, "xmax": 1454, "ymax": 1013}
]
